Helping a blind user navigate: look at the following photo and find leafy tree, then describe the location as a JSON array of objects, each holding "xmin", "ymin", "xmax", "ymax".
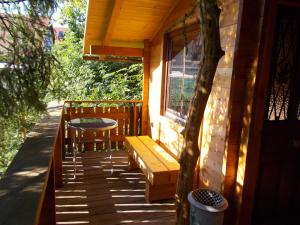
[
  {"xmin": 0, "ymin": 0, "xmax": 57, "ymax": 118},
  {"xmin": 0, "ymin": 0, "xmax": 57, "ymax": 175},
  {"xmin": 59, "ymin": 0, "xmax": 85, "ymax": 40}
]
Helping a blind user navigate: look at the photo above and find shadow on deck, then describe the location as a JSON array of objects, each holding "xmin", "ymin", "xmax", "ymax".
[{"xmin": 55, "ymin": 151, "xmax": 176, "ymax": 225}]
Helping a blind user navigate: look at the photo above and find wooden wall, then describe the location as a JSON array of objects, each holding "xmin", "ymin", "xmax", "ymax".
[
  {"xmin": 148, "ymin": 0, "xmax": 195, "ymax": 159},
  {"xmin": 199, "ymin": 0, "xmax": 240, "ymax": 191},
  {"xmin": 148, "ymin": 0, "xmax": 241, "ymax": 191}
]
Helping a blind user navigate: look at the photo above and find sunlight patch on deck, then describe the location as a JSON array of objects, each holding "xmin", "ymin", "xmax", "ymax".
[
  {"xmin": 56, "ymin": 204, "xmax": 88, "ymax": 207},
  {"xmin": 56, "ymin": 211, "xmax": 89, "ymax": 214},
  {"xmin": 117, "ymin": 209, "xmax": 176, "ymax": 213},
  {"xmin": 114, "ymin": 203, "xmax": 175, "ymax": 206},
  {"xmin": 56, "ymin": 221, "xmax": 90, "ymax": 224},
  {"xmin": 112, "ymin": 195, "xmax": 144, "ymax": 198}
]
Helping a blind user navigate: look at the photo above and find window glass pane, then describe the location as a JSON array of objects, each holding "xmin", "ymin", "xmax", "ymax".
[
  {"xmin": 168, "ymin": 76, "xmax": 183, "ymax": 112},
  {"xmin": 167, "ymin": 38, "xmax": 184, "ymax": 113},
  {"xmin": 182, "ymin": 33, "xmax": 200, "ymax": 115},
  {"xmin": 166, "ymin": 28, "xmax": 201, "ymax": 120}
]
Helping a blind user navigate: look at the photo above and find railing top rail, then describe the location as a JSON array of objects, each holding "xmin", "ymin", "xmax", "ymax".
[
  {"xmin": 64, "ymin": 100, "xmax": 143, "ymax": 104},
  {"xmin": 0, "ymin": 103, "xmax": 63, "ymax": 225}
]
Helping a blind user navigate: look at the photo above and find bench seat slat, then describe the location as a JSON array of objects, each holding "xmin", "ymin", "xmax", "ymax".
[
  {"xmin": 125, "ymin": 137, "xmax": 169, "ymax": 172},
  {"xmin": 137, "ymin": 136, "xmax": 179, "ymax": 184},
  {"xmin": 125, "ymin": 137, "xmax": 174, "ymax": 186},
  {"xmin": 125, "ymin": 136, "xmax": 180, "ymax": 186},
  {"xmin": 137, "ymin": 136, "xmax": 179, "ymax": 171}
]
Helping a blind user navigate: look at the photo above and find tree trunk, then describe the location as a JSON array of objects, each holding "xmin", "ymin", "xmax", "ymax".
[
  {"xmin": 22, "ymin": 127, "xmax": 27, "ymax": 142},
  {"xmin": 175, "ymin": 1, "xmax": 224, "ymax": 225}
]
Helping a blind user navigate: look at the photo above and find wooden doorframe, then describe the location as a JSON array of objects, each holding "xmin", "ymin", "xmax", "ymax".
[
  {"xmin": 238, "ymin": 1, "xmax": 300, "ymax": 225},
  {"xmin": 223, "ymin": 0, "xmax": 263, "ymax": 223}
]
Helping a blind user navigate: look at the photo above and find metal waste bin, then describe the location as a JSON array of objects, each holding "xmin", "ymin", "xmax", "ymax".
[{"xmin": 188, "ymin": 189, "xmax": 228, "ymax": 225}]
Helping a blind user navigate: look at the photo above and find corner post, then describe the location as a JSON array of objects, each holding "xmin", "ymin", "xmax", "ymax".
[{"xmin": 142, "ymin": 39, "xmax": 150, "ymax": 135}]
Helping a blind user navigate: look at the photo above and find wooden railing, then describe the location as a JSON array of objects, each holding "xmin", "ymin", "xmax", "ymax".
[
  {"xmin": 64, "ymin": 100, "xmax": 143, "ymax": 152},
  {"xmin": 0, "ymin": 103, "xmax": 63, "ymax": 225}
]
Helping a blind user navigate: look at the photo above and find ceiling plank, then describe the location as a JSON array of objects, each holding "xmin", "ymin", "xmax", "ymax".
[
  {"xmin": 103, "ymin": 0, "xmax": 124, "ymax": 46},
  {"xmin": 150, "ymin": 0, "xmax": 181, "ymax": 41},
  {"xmin": 151, "ymin": 0, "xmax": 195, "ymax": 43},
  {"xmin": 90, "ymin": 45, "xmax": 144, "ymax": 57}
]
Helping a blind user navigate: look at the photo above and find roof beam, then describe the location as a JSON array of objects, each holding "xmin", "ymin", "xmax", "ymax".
[
  {"xmin": 103, "ymin": 57, "xmax": 142, "ymax": 63},
  {"xmin": 103, "ymin": 0, "xmax": 124, "ymax": 46},
  {"xmin": 82, "ymin": 56, "xmax": 99, "ymax": 61},
  {"xmin": 82, "ymin": 55, "xmax": 143, "ymax": 63},
  {"xmin": 90, "ymin": 45, "xmax": 144, "ymax": 57}
]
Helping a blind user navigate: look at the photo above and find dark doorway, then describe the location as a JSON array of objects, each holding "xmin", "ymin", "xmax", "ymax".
[{"xmin": 252, "ymin": 5, "xmax": 300, "ymax": 225}]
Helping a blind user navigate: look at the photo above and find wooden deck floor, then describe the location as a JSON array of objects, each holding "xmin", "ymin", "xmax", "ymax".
[{"xmin": 55, "ymin": 151, "xmax": 176, "ymax": 225}]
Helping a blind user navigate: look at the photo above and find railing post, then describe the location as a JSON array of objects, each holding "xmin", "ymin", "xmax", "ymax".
[
  {"xmin": 133, "ymin": 103, "xmax": 138, "ymax": 136},
  {"xmin": 142, "ymin": 40, "xmax": 150, "ymax": 135},
  {"xmin": 37, "ymin": 161, "xmax": 56, "ymax": 225},
  {"xmin": 54, "ymin": 118, "xmax": 63, "ymax": 188},
  {"xmin": 61, "ymin": 111, "xmax": 66, "ymax": 159}
]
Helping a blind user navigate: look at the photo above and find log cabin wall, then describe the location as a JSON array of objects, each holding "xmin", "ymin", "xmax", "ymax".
[{"xmin": 148, "ymin": 0, "xmax": 241, "ymax": 191}]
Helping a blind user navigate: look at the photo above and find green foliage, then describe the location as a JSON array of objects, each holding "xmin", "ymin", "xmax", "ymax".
[
  {"xmin": 47, "ymin": 30, "xmax": 143, "ymax": 101},
  {"xmin": 60, "ymin": 0, "xmax": 86, "ymax": 40},
  {"xmin": 48, "ymin": 0, "xmax": 143, "ymax": 102},
  {"xmin": 97, "ymin": 64, "xmax": 143, "ymax": 100},
  {"xmin": 0, "ymin": 118, "xmax": 21, "ymax": 177},
  {"xmin": 0, "ymin": 110, "xmax": 42, "ymax": 178}
]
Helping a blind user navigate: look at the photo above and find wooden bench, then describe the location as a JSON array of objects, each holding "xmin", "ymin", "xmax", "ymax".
[{"xmin": 125, "ymin": 136, "xmax": 180, "ymax": 202}]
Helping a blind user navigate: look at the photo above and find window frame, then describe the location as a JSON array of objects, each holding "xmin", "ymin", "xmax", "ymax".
[{"xmin": 161, "ymin": 23, "xmax": 201, "ymax": 124}]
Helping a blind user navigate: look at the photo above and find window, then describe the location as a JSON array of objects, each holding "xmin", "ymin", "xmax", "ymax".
[
  {"xmin": 165, "ymin": 25, "xmax": 201, "ymax": 122},
  {"xmin": 58, "ymin": 31, "xmax": 65, "ymax": 41}
]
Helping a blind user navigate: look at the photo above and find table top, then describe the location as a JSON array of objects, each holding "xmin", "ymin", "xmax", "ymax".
[{"xmin": 68, "ymin": 118, "xmax": 118, "ymax": 131}]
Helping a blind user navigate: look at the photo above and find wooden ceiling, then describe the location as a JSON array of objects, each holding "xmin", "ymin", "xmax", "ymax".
[{"xmin": 83, "ymin": 0, "xmax": 179, "ymax": 58}]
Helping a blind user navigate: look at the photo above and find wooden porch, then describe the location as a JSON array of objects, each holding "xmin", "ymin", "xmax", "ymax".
[{"xmin": 56, "ymin": 151, "xmax": 175, "ymax": 225}]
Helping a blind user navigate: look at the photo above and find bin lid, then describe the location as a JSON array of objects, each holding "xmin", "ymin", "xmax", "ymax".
[{"xmin": 188, "ymin": 189, "xmax": 228, "ymax": 212}]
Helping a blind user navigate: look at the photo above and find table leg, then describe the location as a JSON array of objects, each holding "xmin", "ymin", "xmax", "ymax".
[
  {"xmin": 108, "ymin": 129, "xmax": 113, "ymax": 174},
  {"xmin": 73, "ymin": 129, "xmax": 77, "ymax": 179},
  {"xmin": 108, "ymin": 129, "xmax": 112, "ymax": 152}
]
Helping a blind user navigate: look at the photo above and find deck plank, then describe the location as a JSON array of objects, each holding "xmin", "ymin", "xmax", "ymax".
[{"xmin": 56, "ymin": 151, "xmax": 176, "ymax": 225}]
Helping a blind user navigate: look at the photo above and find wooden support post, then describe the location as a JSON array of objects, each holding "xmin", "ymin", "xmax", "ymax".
[
  {"xmin": 142, "ymin": 40, "xmax": 150, "ymax": 135},
  {"xmin": 54, "ymin": 121, "xmax": 63, "ymax": 188},
  {"xmin": 37, "ymin": 161, "xmax": 56, "ymax": 225},
  {"xmin": 133, "ymin": 103, "xmax": 138, "ymax": 136}
]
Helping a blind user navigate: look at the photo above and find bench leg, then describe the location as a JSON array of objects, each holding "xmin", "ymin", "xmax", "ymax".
[
  {"xmin": 128, "ymin": 154, "xmax": 139, "ymax": 170},
  {"xmin": 145, "ymin": 180, "xmax": 176, "ymax": 202}
]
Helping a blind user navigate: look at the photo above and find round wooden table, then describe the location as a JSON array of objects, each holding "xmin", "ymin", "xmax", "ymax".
[{"xmin": 68, "ymin": 118, "xmax": 118, "ymax": 178}]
